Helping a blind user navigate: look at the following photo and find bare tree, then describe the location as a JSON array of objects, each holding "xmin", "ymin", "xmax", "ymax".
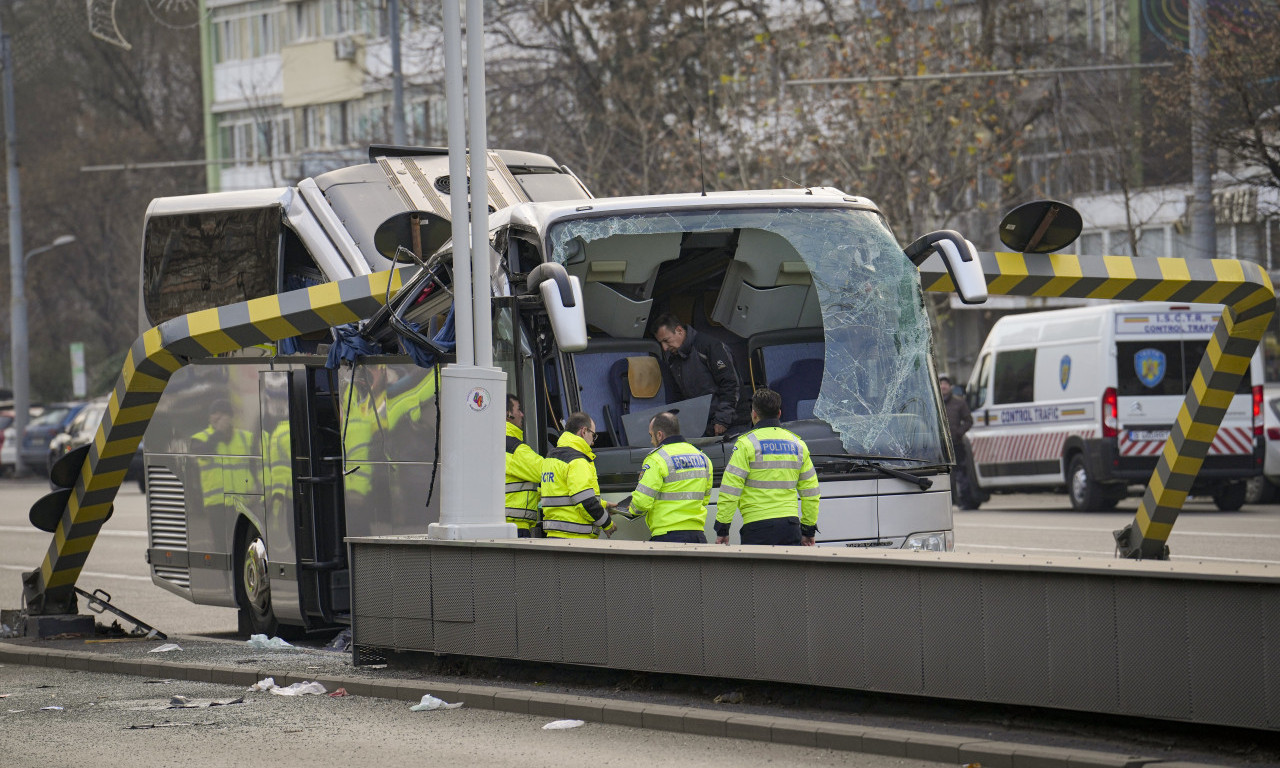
[{"xmin": 2, "ymin": 1, "xmax": 203, "ymax": 400}]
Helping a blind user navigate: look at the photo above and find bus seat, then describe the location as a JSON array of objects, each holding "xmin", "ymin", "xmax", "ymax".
[
  {"xmin": 710, "ymin": 230, "xmax": 819, "ymax": 337},
  {"xmin": 771, "ymin": 357, "xmax": 823, "ymax": 422},
  {"xmin": 570, "ymin": 339, "xmax": 666, "ymax": 447},
  {"xmin": 748, "ymin": 329, "xmax": 825, "ymax": 421}
]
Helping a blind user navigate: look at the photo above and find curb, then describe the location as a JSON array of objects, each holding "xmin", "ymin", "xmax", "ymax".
[{"xmin": 0, "ymin": 642, "xmax": 1220, "ymax": 768}]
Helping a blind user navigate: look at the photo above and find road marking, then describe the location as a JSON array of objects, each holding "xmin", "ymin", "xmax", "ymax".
[
  {"xmin": 959, "ymin": 523, "xmax": 1280, "ymax": 539},
  {"xmin": 0, "ymin": 525, "xmax": 147, "ymax": 538},
  {"xmin": 0, "ymin": 563, "xmax": 151, "ymax": 582},
  {"xmin": 958, "ymin": 542, "xmax": 1280, "ymax": 564}
]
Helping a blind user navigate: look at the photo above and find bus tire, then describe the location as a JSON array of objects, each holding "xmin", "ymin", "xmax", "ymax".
[
  {"xmin": 1213, "ymin": 481, "xmax": 1248, "ymax": 512},
  {"xmin": 1067, "ymin": 454, "xmax": 1119, "ymax": 511},
  {"xmin": 236, "ymin": 523, "xmax": 287, "ymax": 638}
]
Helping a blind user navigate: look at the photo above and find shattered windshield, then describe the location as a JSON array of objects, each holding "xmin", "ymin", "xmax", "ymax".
[{"xmin": 547, "ymin": 206, "xmax": 947, "ymax": 465}]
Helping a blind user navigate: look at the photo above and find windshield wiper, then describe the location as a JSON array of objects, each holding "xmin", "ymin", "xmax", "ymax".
[{"xmin": 810, "ymin": 453, "xmax": 933, "ymax": 491}]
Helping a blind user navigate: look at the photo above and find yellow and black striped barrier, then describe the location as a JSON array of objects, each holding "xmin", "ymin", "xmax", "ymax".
[
  {"xmin": 920, "ymin": 251, "xmax": 1276, "ymax": 559},
  {"xmin": 22, "ymin": 268, "xmax": 409, "ymax": 614}
]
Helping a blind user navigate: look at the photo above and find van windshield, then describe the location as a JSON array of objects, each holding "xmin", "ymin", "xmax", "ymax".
[{"xmin": 547, "ymin": 206, "xmax": 947, "ymax": 466}]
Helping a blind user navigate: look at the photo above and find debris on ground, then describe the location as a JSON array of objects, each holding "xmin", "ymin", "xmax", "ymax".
[
  {"xmin": 148, "ymin": 643, "xmax": 182, "ymax": 653},
  {"xmin": 248, "ymin": 677, "xmax": 276, "ymax": 692},
  {"xmin": 323, "ymin": 628, "xmax": 352, "ymax": 653},
  {"xmin": 168, "ymin": 695, "xmax": 245, "ymax": 709},
  {"xmin": 409, "ymin": 694, "xmax": 462, "ymax": 711},
  {"xmin": 714, "ymin": 691, "xmax": 744, "ymax": 704},
  {"xmin": 245, "ymin": 634, "xmax": 294, "ymax": 650},
  {"xmin": 40, "ymin": 706, "xmax": 64, "ymax": 712},
  {"xmin": 327, "ymin": 688, "xmax": 349, "ymax": 698},
  {"xmin": 542, "ymin": 719, "xmax": 585, "ymax": 730},
  {"xmin": 269, "ymin": 681, "xmax": 327, "ymax": 696}
]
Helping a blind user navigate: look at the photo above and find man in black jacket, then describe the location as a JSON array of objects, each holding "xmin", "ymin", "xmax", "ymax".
[{"xmin": 652, "ymin": 314, "xmax": 744, "ymax": 436}]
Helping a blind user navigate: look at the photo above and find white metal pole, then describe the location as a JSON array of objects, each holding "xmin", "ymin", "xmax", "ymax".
[
  {"xmin": 441, "ymin": 0, "xmax": 472, "ymax": 366},
  {"xmin": 467, "ymin": 0, "xmax": 492, "ymax": 369},
  {"xmin": 428, "ymin": 0, "xmax": 512, "ymax": 540}
]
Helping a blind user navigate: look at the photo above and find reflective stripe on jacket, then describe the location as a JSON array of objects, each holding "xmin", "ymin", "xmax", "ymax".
[
  {"xmin": 539, "ymin": 431, "xmax": 613, "ymax": 539},
  {"xmin": 715, "ymin": 421, "xmax": 819, "ymax": 536},
  {"xmin": 628, "ymin": 437, "xmax": 712, "ymax": 538},
  {"xmin": 504, "ymin": 421, "xmax": 542, "ymax": 530}
]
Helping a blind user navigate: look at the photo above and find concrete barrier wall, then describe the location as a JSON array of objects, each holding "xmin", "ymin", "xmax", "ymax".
[{"xmin": 347, "ymin": 538, "xmax": 1280, "ymax": 730}]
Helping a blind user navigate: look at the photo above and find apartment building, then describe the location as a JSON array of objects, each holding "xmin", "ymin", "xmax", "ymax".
[{"xmin": 204, "ymin": 0, "xmax": 447, "ymax": 191}]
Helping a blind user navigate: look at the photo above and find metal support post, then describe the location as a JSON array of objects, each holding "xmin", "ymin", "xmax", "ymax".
[
  {"xmin": 389, "ymin": 0, "xmax": 406, "ymax": 145},
  {"xmin": 427, "ymin": 0, "xmax": 513, "ymax": 540},
  {"xmin": 2, "ymin": 28, "xmax": 30, "ymax": 477},
  {"xmin": 1188, "ymin": 0, "xmax": 1216, "ymax": 258}
]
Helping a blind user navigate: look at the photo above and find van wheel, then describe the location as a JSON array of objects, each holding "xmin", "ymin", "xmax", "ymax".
[
  {"xmin": 1245, "ymin": 476, "xmax": 1274, "ymax": 505},
  {"xmin": 1213, "ymin": 482, "xmax": 1248, "ymax": 512},
  {"xmin": 1067, "ymin": 454, "xmax": 1119, "ymax": 511}
]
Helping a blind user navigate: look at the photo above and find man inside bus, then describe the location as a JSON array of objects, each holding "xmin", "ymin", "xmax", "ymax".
[{"xmin": 652, "ymin": 313, "xmax": 744, "ymax": 437}]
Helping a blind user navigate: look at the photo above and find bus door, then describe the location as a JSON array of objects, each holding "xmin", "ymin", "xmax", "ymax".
[{"xmin": 261, "ymin": 368, "xmax": 349, "ymax": 628}]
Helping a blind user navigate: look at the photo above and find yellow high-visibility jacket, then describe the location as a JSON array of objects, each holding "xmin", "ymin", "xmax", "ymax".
[
  {"xmin": 715, "ymin": 420, "xmax": 819, "ymax": 537},
  {"xmin": 628, "ymin": 437, "xmax": 712, "ymax": 538},
  {"xmin": 540, "ymin": 432, "xmax": 614, "ymax": 539},
  {"xmin": 504, "ymin": 421, "xmax": 542, "ymax": 530}
]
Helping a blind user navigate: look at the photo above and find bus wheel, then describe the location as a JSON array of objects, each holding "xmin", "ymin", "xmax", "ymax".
[
  {"xmin": 1213, "ymin": 482, "xmax": 1248, "ymax": 512},
  {"xmin": 1067, "ymin": 454, "xmax": 1119, "ymax": 511},
  {"xmin": 237, "ymin": 525, "xmax": 282, "ymax": 638}
]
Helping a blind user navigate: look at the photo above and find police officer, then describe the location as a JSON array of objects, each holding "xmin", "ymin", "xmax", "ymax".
[
  {"xmin": 504, "ymin": 394, "xmax": 543, "ymax": 537},
  {"xmin": 539, "ymin": 411, "xmax": 617, "ymax": 539},
  {"xmin": 715, "ymin": 388, "xmax": 820, "ymax": 546},
  {"xmin": 623, "ymin": 411, "xmax": 712, "ymax": 543}
]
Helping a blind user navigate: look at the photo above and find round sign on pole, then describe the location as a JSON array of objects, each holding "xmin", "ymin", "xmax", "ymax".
[{"xmin": 467, "ymin": 386, "xmax": 490, "ymax": 412}]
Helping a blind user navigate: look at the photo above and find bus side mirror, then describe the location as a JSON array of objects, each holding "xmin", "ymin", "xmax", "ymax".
[
  {"xmin": 527, "ymin": 262, "xmax": 588, "ymax": 352},
  {"xmin": 903, "ymin": 230, "xmax": 987, "ymax": 305}
]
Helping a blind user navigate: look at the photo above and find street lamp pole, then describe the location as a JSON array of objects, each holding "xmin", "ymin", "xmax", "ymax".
[{"xmin": 1, "ymin": 24, "xmax": 31, "ymax": 476}]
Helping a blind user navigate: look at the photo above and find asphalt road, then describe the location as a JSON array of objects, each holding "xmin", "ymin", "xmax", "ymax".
[
  {"xmin": 1, "ymin": 664, "xmax": 929, "ymax": 768},
  {"xmin": 954, "ymin": 491, "xmax": 1280, "ymax": 564},
  {"xmin": 3, "ymin": 479, "xmax": 1279, "ymax": 639}
]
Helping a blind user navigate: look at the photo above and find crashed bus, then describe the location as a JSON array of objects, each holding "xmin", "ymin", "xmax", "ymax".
[{"xmin": 137, "ymin": 146, "xmax": 986, "ymax": 636}]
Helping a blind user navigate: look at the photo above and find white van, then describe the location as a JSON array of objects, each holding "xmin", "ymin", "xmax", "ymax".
[{"xmin": 963, "ymin": 302, "xmax": 1263, "ymax": 511}]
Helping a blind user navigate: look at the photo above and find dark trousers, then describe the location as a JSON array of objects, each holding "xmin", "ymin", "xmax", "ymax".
[
  {"xmin": 739, "ymin": 516, "xmax": 801, "ymax": 545},
  {"xmin": 517, "ymin": 528, "xmax": 532, "ymax": 538},
  {"xmin": 650, "ymin": 530, "xmax": 708, "ymax": 543},
  {"xmin": 953, "ymin": 438, "xmax": 983, "ymax": 508}
]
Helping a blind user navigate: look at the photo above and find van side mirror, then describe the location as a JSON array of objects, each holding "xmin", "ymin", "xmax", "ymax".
[
  {"xmin": 903, "ymin": 230, "xmax": 987, "ymax": 305},
  {"xmin": 527, "ymin": 262, "xmax": 588, "ymax": 352}
]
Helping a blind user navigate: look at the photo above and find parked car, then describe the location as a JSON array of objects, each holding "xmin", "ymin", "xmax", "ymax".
[
  {"xmin": 46, "ymin": 396, "xmax": 145, "ymax": 491},
  {"xmin": 20, "ymin": 402, "xmax": 86, "ymax": 476},
  {"xmin": 1246, "ymin": 384, "xmax": 1280, "ymax": 504},
  {"xmin": 0, "ymin": 406, "xmax": 44, "ymax": 476}
]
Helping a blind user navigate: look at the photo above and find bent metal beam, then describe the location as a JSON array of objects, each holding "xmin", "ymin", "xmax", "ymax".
[
  {"xmin": 918, "ymin": 251, "xmax": 1276, "ymax": 559},
  {"xmin": 22, "ymin": 268, "xmax": 408, "ymax": 615}
]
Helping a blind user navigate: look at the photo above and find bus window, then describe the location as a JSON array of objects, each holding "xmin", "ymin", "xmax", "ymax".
[{"xmin": 143, "ymin": 208, "xmax": 282, "ymax": 326}]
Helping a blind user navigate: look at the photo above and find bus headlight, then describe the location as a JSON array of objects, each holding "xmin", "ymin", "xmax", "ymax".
[{"xmin": 905, "ymin": 530, "xmax": 953, "ymax": 552}]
